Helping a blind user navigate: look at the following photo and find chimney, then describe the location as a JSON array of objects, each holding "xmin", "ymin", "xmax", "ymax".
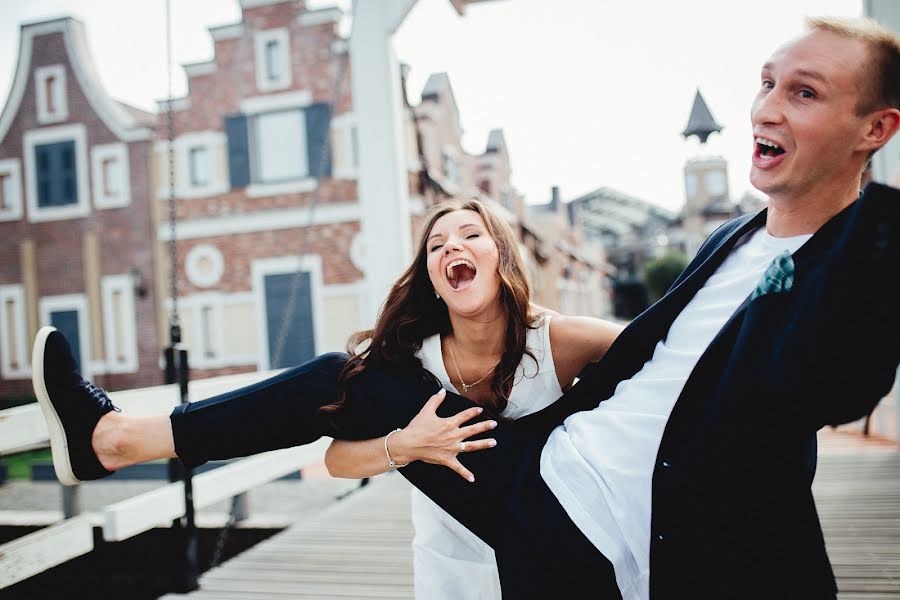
[{"xmin": 551, "ymin": 186, "xmax": 560, "ymax": 212}]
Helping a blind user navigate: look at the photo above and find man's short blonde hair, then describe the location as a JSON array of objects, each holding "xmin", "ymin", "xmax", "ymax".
[{"xmin": 807, "ymin": 16, "xmax": 900, "ymax": 114}]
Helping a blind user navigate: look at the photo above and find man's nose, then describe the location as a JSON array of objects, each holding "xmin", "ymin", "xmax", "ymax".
[{"xmin": 752, "ymin": 89, "xmax": 785, "ymax": 126}]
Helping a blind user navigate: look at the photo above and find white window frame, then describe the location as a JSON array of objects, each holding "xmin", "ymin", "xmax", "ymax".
[
  {"xmin": 0, "ymin": 158, "xmax": 23, "ymax": 222},
  {"xmin": 91, "ymin": 142, "xmax": 131, "ymax": 209},
  {"xmin": 185, "ymin": 244, "xmax": 225, "ymax": 288},
  {"xmin": 331, "ymin": 112, "xmax": 358, "ymax": 180},
  {"xmin": 35, "ymin": 65, "xmax": 68, "ymax": 125},
  {"xmin": 255, "ymin": 29, "xmax": 291, "ymax": 92},
  {"xmin": 155, "ymin": 131, "xmax": 228, "ymax": 200},
  {"xmin": 39, "ymin": 294, "xmax": 91, "ymax": 380},
  {"xmin": 251, "ymin": 255, "xmax": 324, "ymax": 371},
  {"xmin": 0, "ymin": 285, "xmax": 30, "ymax": 379},
  {"xmin": 101, "ymin": 275, "xmax": 138, "ymax": 374},
  {"xmin": 24, "ymin": 123, "xmax": 90, "ymax": 222},
  {"xmin": 188, "ymin": 145, "xmax": 209, "ymax": 188},
  {"xmin": 190, "ymin": 293, "xmax": 225, "ymax": 369}
]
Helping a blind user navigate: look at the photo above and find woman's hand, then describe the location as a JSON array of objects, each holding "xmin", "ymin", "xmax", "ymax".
[{"xmin": 389, "ymin": 389, "xmax": 497, "ymax": 482}]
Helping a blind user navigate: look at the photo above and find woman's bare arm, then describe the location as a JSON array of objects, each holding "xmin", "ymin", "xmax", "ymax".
[{"xmin": 550, "ymin": 316, "xmax": 625, "ymax": 390}]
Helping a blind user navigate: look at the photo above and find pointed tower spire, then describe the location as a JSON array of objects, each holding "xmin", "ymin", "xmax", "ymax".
[{"xmin": 682, "ymin": 89, "xmax": 723, "ymax": 144}]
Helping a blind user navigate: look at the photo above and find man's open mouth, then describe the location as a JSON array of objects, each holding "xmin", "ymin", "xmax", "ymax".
[
  {"xmin": 446, "ymin": 259, "xmax": 477, "ymax": 291},
  {"xmin": 755, "ymin": 137, "xmax": 786, "ymax": 158}
]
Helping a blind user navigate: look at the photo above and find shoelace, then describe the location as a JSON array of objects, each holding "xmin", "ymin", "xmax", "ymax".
[{"xmin": 77, "ymin": 380, "xmax": 121, "ymax": 413}]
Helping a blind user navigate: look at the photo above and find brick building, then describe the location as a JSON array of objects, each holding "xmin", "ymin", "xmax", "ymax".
[{"xmin": 0, "ymin": 17, "xmax": 159, "ymax": 398}]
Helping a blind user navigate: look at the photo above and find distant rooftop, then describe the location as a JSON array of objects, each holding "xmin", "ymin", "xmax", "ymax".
[{"xmin": 682, "ymin": 89, "xmax": 723, "ymax": 144}]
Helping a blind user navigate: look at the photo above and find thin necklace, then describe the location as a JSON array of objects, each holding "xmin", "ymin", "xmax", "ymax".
[{"xmin": 446, "ymin": 337, "xmax": 499, "ymax": 393}]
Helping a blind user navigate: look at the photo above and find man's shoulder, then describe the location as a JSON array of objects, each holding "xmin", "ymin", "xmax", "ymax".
[{"xmin": 695, "ymin": 211, "xmax": 762, "ymax": 258}]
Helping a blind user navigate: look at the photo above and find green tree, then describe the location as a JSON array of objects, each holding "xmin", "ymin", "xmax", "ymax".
[{"xmin": 644, "ymin": 251, "xmax": 689, "ymax": 301}]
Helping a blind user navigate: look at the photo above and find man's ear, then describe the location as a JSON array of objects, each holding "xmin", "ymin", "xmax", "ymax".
[{"xmin": 859, "ymin": 108, "xmax": 900, "ymax": 153}]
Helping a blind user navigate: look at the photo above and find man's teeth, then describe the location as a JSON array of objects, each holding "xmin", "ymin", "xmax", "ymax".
[
  {"xmin": 755, "ymin": 137, "xmax": 781, "ymax": 150},
  {"xmin": 446, "ymin": 259, "xmax": 476, "ymax": 279}
]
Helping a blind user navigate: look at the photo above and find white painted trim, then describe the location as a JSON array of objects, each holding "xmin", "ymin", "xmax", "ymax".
[
  {"xmin": 251, "ymin": 255, "xmax": 325, "ymax": 371},
  {"xmin": 91, "ymin": 142, "xmax": 131, "ymax": 209},
  {"xmin": 331, "ymin": 112, "xmax": 358, "ymax": 180},
  {"xmin": 322, "ymin": 282, "xmax": 364, "ymax": 297},
  {"xmin": 0, "ymin": 158, "xmax": 24, "ymax": 221},
  {"xmin": 255, "ymin": 28, "xmax": 292, "ymax": 93},
  {"xmin": 183, "ymin": 60, "xmax": 216, "ymax": 77},
  {"xmin": 299, "ymin": 7, "xmax": 342, "ymax": 27},
  {"xmin": 239, "ymin": 89, "xmax": 312, "ymax": 115},
  {"xmin": 190, "ymin": 292, "xmax": 226, "ymax": 369},
  {"xmin": 208, "ymin": 23, "xmax": 244, "ymax": 41},
  {"xmin": 154, "ymin": 131, "xmax": 229, "ymax": 200},
  {"xmin": 240, "ymin": 0, "xmax": 294, "ymax": 9},
  {"xmin": 155, "ymin": 97, "xmax": 190, "ymax": 113},
  {"xmin": 0, "ymin": 285, "xmax": 30, "ymax": 379},
  {"xmin": 331, "ymin": 39, "xmax": 349, "ymax": 55},
  {"xmin": 0, "ymin": 515, "xmax": 94, "ymax": 589},
  {"xmin": 185, "ymin": 244, "xmax": 225, "ymax": 288},
  {"xmin": 34, "ymin": 64, "xmax": 68, "ymax": 124},
  {"xmin": 157, "ymin": 202, "xmax": 359, "ymax": 241},
  {"xmin": 246, "ymin": 177, "xmax": 317, "ymax": 198},
  {"xmin": 39, "ymin": 293, "xmax": 91, "ymax": 379},
  {"xmin": 23, "ymin": 123, "xmax": 91, "ymax": 222},
  {"xmin": 101, "ymin": 274, "xmax": 138, "ymax": 374}
]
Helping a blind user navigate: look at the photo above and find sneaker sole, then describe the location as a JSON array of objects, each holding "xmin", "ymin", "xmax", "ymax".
[{"xmin": 32, "ymin": 326, "xmax": 82, "ymax": 486}]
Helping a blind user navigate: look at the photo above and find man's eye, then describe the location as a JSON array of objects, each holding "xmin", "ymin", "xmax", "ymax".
[
  {"xmin": 761, "ymin": 79, "xmax": 774, "ymax": 90},
  {"xmin": 799, "ymin": 89, "xmax": 816, "ymax": 99}
]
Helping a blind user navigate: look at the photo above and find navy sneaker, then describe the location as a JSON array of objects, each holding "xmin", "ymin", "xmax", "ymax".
[{"xmin": 31, "ymin": 326, "xmax": 118, "ymax": 485}]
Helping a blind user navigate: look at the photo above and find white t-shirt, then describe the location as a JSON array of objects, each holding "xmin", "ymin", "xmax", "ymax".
[
  {"xmin": 541, "ymin": 227, "xmax": 812, "ymax": 600},
  {"xmin": 412, "ymin": 315, "xmax": 563, "ymax": 600}
]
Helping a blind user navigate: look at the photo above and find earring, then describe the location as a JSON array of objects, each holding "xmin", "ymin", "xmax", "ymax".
[{"xmin": 435, "ymin": 291, "xmax": 441, "ymax": 299}]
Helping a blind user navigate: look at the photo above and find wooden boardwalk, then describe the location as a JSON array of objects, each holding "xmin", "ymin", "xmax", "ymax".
[
  {"xmin": 163, "ymin": 473, "xmax": 415, "ymax": 599},
  {"xmin": 163, "ymin": 430, "xmax": 899, "ymax": 599}
]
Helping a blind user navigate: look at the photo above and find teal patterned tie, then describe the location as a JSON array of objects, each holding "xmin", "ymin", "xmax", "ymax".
[{"xmin": 751, "ymin": 250, "xmax": 795, "ymax": 300}]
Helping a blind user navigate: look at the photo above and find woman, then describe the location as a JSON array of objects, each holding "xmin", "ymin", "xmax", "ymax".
[
  {"xmin": 321, "ymin": 200, "xmax": 621, "ymax": 599},
  {"xmin": 32, "ymin": 198, "xmax": 622, "ymax": 597}
]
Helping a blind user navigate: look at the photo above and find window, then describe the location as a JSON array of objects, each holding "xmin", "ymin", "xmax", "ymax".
[
  {"xmin": 442, "ymin": 147, "xmax": 461, "ymax": 187},
  {"xmin": 0, "ymin": 285, "xmax": 29, "ymax": 379},
  {"xmin": 40, "ymin": 294, "xmax": 90, "ymax": 379},
  {"xmin": 0, "ymin": 158, "xmax": 23, "ymax": 221},
  {"xmin": 189, "ymin": 146, "xmax": 209, "ymax": 187},
  {"xmin": 91, "ymin": 143, "xmax": 130, "ymax": 209},
  {"xmin": 36, "ymin": 141, "xmax": 75, "ymax": 208},
  {"xmin": 101, "ymin": 275, "xmax": 138, "ymax": 373},
  {"xmin": 24, "ymin": 124, "xmax": 89, "ymax": 222},
  {"xmin": 265, "ymin": 40, "xmax": 281, "ymax": 82},
  {"xmin": 35, "ymin": 65, "xmax": 67, "ymax": 124},
  {"xmin": 254, "ymin": 110, "xmax": 308, "ymax": 182},
  {"xmin": 255, "ymin": 29, "xmax": 291, "ymax": 92}
]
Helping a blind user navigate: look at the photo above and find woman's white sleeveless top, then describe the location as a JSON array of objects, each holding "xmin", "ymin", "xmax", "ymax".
[{"xmin": 411, "ymin": 315, "xmax": 563, "ymax": 599}]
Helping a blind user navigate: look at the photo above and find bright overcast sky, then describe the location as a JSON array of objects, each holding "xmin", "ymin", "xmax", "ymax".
[{"xmin": 0, "ymin": 0, "xmax": 863, "ymax": 211}]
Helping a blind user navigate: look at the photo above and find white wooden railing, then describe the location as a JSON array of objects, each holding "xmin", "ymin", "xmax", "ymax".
[{"xmin": 0, "ymin": 370, "xmax": 332, "ymax": 589}]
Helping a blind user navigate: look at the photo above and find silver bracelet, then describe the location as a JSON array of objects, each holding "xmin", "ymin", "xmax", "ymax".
[{"xmin": 384, "ymin": 428, "xmax": 409, "ymax": 469}]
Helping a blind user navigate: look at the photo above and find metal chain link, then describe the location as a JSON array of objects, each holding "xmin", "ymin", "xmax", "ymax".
[
  {"xmin": 209, "ymin": 495, "xmax": 241, "ymax": 570},
  {"xmin": 165, "ymin": 0, "xmax": 180, "ymax": 342}
]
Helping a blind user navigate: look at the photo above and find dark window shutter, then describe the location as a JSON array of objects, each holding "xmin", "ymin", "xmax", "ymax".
[
  {"xmin": 35, "ymin": 141, "xmax": 77, "ymax": 208},
  {"xmin": 305, "ymin": 103, "xmax": 332, "ymax": 178},
  {"xmin": 225, "ymin": 114, "xmax": 250, "ymax": 189}
]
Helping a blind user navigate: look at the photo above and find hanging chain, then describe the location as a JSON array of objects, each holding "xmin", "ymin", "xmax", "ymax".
[
  {"xmin": 165, "ymin": 0, "xmax": 180, "ymax": 343},
  {"xmin": 209, "ymin": 495, "xmax": 241, "ymax": 569},
  {"xmin": 271, "ymin": 47, "xmax": 350, "ymax": 368}
]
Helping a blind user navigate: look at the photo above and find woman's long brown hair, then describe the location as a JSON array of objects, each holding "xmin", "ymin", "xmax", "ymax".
[{"xmin": 324, "ymin": 198, "xmax": 538, "ymax": 416}]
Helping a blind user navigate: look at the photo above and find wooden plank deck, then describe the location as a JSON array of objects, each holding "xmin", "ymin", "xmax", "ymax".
[
  {"xmin": 163, "ymin": 431, "xmax": 899, "ymax": 599},
  {"xmin": 163, "ymin": 472, "xmax": 415, "ymax": 599}
]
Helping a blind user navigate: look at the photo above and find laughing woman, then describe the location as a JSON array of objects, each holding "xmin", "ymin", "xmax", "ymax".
[{"xmin": 31, "ymin": 198, "xmax": 622, "ymax": 598}]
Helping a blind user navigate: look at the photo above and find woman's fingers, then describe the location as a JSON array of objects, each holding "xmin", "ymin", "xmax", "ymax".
[
  {"xmin": 456, "ymin": 438, "xmax": 497, "ymax": 453},
  {"xmin": 459, "ymin": 419, "xmax": 497, "ymax": 439},
  {"xmin": 447, "ymin": 458, "xmax": 476, "ymax": 483},
  {"xmin": 449, "ymin": 405, "xmax": 484, "ymax": 426},
  {"xmin": 421, "ymin": 388, "xmax": 447, "ymax": 413}
]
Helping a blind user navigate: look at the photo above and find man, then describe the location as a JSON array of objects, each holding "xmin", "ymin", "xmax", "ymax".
[{"xmin": 33, "ymin": 17, "xmax": 899, "ymax": 599}]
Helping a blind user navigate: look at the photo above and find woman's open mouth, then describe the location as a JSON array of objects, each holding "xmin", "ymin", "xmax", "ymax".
[{"xmin": 446, "ymin": 259, "xmax": 477, "ymax": 291}]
